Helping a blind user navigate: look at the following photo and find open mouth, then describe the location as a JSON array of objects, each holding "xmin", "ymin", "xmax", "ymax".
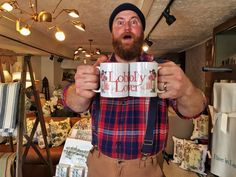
[
  {"xmin": 123, "ymin": 34, "xmax": 132, "ymax": 40},
  {"xmin": 122, "ymin": 34, "xmax": 134, "ymax": 43}
]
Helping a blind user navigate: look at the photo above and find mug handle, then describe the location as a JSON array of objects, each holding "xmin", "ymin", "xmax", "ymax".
[
  {"xmin": 93, "ymin": 66, "xmax": 100, "ymax": 93},
  {"xmin": 156, "ymin": 66, "xmax": 166, "ymax": 93}
]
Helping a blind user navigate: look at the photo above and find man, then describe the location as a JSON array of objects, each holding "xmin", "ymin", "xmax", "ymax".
[{"xmin": 64, "ymin": 3, "xmax": 206, "ymax": 177}]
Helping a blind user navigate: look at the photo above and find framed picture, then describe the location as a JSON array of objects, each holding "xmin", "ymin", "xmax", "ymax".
[{"xmin": 62, "ymin": 69, "xmax": 76, "ymax": 82}]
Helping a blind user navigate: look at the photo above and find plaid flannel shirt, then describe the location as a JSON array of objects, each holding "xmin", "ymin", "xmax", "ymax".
[{"xmin": 90, "ymin": 53, "xmax": 194, "ymax": 160}]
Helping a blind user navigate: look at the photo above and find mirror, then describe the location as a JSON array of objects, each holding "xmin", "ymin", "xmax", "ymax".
[{"xmin": 213, "ymin": 16, "xmax": 236, "ymax": 67}]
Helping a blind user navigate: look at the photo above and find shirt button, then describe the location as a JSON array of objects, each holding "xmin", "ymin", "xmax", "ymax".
[{"xmin": 122, "ymin": 101, "xmax": 125, "ymax": 105}]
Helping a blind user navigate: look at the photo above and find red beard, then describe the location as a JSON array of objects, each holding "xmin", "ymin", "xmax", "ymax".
[{"xmin": 112, "ymin": 32, "xmax": 144, "ymax": 61}]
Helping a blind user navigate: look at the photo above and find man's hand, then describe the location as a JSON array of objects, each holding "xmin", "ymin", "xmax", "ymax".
[
  {"xmin": 157, "ymin": 61, "xmax": 206, "ymax": 117},
  {"xmin": 74, "ymin": 55, "xmax": 108, "ymax": 99},
  {"xmin": 157, "ymin": 61, "xmax": 194, "ymax": 99}
]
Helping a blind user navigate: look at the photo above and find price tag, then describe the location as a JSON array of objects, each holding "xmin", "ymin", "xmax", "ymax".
[{"xmin": 221, "ymin": 113, "xmax": 228, "ymax": 133}]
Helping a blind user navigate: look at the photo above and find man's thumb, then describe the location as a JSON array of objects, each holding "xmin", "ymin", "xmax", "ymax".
[{"xmin": 94, "ymin": 55, "xmax": 108, "ymax": 66}]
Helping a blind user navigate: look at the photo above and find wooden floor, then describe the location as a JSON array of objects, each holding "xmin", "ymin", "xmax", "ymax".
[
  {"xmin": 163, "ymin": 161, "xmax": 216, "ymax": 177},
  {"xmin": 163, "ymin": 161, "xmax": 198, "ymax": 177}
]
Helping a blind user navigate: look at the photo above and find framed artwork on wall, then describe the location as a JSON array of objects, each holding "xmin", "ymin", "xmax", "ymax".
[{"xmin": 62, "ymin": 69, "xmax": 76, "ymax": 82}]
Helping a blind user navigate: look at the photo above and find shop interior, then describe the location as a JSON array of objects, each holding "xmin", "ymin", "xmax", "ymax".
[{"xmin": 0, "ymin": 0, "xmax": 236, "ymax": 177}]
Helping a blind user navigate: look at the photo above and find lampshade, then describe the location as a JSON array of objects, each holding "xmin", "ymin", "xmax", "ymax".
[
  {"xmin": 37, "ymin": 11, "xmax": 52, "ymax": 22},
  {"xmin": 72, "ymin": 21, "xmax": 85, "ymax": 31},
  {"xmin": 66, "ymin": 9, "xmax": 79, "ymax": 18},
  {"xmin": 3, "ymin": 70, "xmax": 12, "ymax": 82},
  {"xmin": 12, "ymin": 71, "xmax": 35, "ymax": 88}
]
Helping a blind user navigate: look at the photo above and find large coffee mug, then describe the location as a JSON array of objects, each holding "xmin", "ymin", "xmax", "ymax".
[
  {"xmin": 94, "ymin": 63, "xmax": 129, "ymax": 98},
  {"xmin": 129, "ymin": 62, "xmax": 165, "ymax": 97}
]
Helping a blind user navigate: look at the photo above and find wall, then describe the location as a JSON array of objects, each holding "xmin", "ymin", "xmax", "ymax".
[
  {"xmin": 185, "ymin": 43, "xmax": 206, "ymax": 91},
  {"xmin": 31, "ymin": 56, "xmax": 41, "ymax": 79},
  {"xmin": 53, "ymin": 58, "xmax": 64, "ymax": 89},
  {"xmin": 30, "ymin": 56, "xmax": 66, "ymax": 95}
]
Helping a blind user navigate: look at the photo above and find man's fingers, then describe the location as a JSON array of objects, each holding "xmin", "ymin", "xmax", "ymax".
[
  {"xmin": 76, "ymin": 74, "xmax": 99, "ymax": 83},
  {"xmin": 75, "ymin": 89, "xmax": 96, "ymax": 99},
  {"xmin": 94, "ymin": 55, "xmax": 108, "ymax": 67}
]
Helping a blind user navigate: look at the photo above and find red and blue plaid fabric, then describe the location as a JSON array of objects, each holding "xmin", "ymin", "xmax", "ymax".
[
  {"xmin": 91, "ymin": 96, "xmax": 171, "ymax": 160},
  {"xmin": 90, "ymin": 53, "xmax": 194, "ymax": 160}
]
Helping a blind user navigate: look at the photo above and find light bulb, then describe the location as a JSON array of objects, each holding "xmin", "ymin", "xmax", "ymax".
[
  {"xmin": 55, "ymin": 30, "xmax": 65, "ymax": 41},
  {"xmin": 142, "ymin": 44, "xmax": 149, "ymax": 52},
  {"xmin": 20, "ymin": 26, "xmax": 31, "ymax": 36},
  {"xmin": 1, "ymin": 2, "xmax": 13, "ymax": 12}
]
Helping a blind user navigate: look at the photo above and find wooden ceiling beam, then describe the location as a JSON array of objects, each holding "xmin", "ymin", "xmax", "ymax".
[{"xmin": 140, "ymin": 0, "xmax": 154, "ymax": 17}]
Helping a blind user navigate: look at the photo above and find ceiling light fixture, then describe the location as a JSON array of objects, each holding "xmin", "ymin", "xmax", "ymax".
[
  {"xmin": 144, "ymin": 0, "xmax": 175, "ymax": 48},
  {"xmin": 0, "ymin": 0, "xmax": 85, "ymax": 40},
  {"xmin": 0, "ymin": 1, "xmax": 17, "ymax": 12},
  {"xmin": 95, "ymin": 49, "xmax": 101, "ymax": 55},
  {"xmin": 163, "ymin": 7, "xmax": 176, "ymax": 26},
  {"xmin": 49, "ymin": 55, "xmax": 54, "ymax": 60},
  {"xmin": 57, "ymin": 57, "xmax": 64, "ymax": 63},
  {"xmin": 74, "ymin": 39, "xmax": 101, "ymax": 61},
  {"xmin": 53, "ymin": 9, "xmax": 80, "ymax": 19},
  {"xmin": 142, "ymin": 37, "xmax": 153, "ymax": 52},
  {"xmin": 72, "ymin": 20, "xmax": 85, "ymax": 31},
  {"xmin": 16, "ymin": 19, "xmax": 31, "ymax": 36},
  {"xmin": 54, "ymin": 27, "xmax": 65, "ymax": 41}
]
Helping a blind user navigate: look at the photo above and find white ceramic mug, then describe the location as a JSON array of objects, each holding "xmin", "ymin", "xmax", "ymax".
[
  {"xmin": 129, "ymin": 62, "xmax": 165, "ymax": 97},
  {"xmin": 94, "ymin": 63, "xmax": 129, "ymax": 98}
]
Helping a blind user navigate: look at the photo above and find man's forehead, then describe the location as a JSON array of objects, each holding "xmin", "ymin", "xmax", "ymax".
[{"xmin": 114, "ymin": 10, "xmax": 140, "ymax": 20}]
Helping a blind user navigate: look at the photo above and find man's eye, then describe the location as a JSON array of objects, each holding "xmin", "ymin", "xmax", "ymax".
[
  {"xmin": 130, "ymin": 19, "xmax": 138, "ymax": 25},
  {"xmin": 117, "ymin": 21, "xmax": 124, "ymax": 26}
]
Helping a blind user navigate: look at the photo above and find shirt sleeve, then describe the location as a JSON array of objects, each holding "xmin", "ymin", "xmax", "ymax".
[{"xmin": 62, "ymin": 83, "xmax": 71, "ymax": 107}]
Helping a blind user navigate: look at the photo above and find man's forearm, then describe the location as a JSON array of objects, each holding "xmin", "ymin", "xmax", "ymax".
[
  {"xmin": 65, "ymin": 84, "xmax": 92, "ymax": 113},
  {"xmin": 176, "ymin": 86, "xmax": 206, "ymax": 117}
]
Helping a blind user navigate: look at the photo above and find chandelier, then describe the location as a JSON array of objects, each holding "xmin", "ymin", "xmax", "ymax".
[
  {"xmin": 74, "ymin": 39, "xmax": 101, "ymax": 62},
  {"xmin": 0, "ymin": 0, "xmax": 86, "ymax": 41}
]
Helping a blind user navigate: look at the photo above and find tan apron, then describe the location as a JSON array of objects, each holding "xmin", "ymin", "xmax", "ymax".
[{"xmin": 86, "ymin": 148, "xmax": 164, "ymax": 177}]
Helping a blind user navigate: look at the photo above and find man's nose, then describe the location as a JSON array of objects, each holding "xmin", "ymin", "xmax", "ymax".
[{"xmin": 124, "ymin": 21, "xmax": 131, "ymax": 31}]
